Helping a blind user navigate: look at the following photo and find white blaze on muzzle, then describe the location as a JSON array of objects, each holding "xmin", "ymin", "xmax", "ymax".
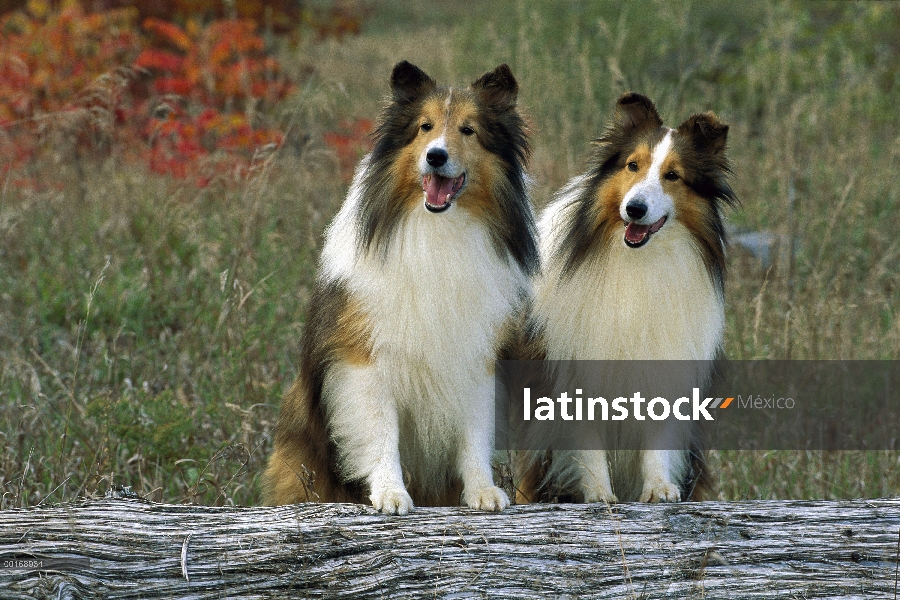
[
  {"xmin": 420, "ymin": 135, "xmax": 466, "ymax": 213},
  {"xmin": 620, "ymin": 130, "xmax": 674, "ymax": 247}
]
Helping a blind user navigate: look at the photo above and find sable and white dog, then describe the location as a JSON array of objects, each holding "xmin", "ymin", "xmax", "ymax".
[
  {"xmin": 264, "ymin": 61, "xmax": 538, "ymax": 514},
  {"xmin": 518, "ymin": 93, "xmax": 736, "ymax": 504}
]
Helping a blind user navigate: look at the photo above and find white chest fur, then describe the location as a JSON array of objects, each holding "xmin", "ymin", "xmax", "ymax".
[
  {"xmin": 319, "ymin": 168, "xmax": 527, "ymax": 427},
  {"xmin": 317, "ymin": 173, "xmax": 526, "ymax": 505},
  {"xmin": 536, "ymin": 197, "xmax": 723, "ymax": 362}
]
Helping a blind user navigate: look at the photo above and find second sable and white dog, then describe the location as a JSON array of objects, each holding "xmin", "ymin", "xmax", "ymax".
[
  {"xmin": 264, "ymin": 61, "xmax": 538, "ymax": 514},
  {"xmin": 519, "ymin": 93, "xmax": 736, "ymax": 504}
]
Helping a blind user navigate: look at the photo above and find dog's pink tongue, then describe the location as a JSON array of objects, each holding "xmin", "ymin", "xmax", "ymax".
[
  {"xmin": 424, "ymin": 175, "xmax": 454, "ymax": 208},
  {"xmin": 625, "ymin": 222, "xmax": 650, "ymax": 244}
]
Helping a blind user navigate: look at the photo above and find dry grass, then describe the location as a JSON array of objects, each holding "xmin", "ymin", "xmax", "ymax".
[{"xmin": 2, "ymin": 0, "xmax": 899, "ymax": 508}]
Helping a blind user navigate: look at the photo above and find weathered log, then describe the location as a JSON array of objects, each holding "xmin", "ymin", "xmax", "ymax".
[{"xmin": 0, "ymin": 495, "xmax": 898, "ymax": 599}]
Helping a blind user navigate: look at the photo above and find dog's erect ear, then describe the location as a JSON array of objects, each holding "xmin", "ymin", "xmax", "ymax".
[
  {"xmin": 677, "ymin": 112, "xmax": 729, "ymax": 154},
  {"xmin": 613, "ymin": 93, "xmax": 663, "ymax": 132},
  {"xmin": 390, "ymin": 61, "xmax": 436, "ymax": 104},
  {"xmin": 471, "ymin": 64, "xmax": 518, "ymax": 110}
]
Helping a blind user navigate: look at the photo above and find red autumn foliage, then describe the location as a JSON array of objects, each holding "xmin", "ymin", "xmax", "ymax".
[
  {"xmin": 0, "ymin": 0, "xmax": 366, "ymax": 189},
  {"xmin": 145, "ymin": 106, "xmax": 283, "ymax": 185},
  {"xmin": 134, "ymin": 17, "xmax": 292, "ymax": 109},
  {"xmin": 87, "ymin": 0, "xmax": 367, "ymax": 37},
  {"xmin": 0, "ymin": 3, "xmax": 139, "ymax": 120},
  {"xmin": 323, "ymin": 118, "xmax": 374, "ymax": 181},
  {"xmin": 142, "ymin": 16, "xmax": 192, "ymax": 51}
]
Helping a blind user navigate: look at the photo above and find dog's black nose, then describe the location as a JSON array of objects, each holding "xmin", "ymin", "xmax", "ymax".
[
  {"xmin": 426, "ymin": 148, "xmax": 448, "ymax": 168},
  {"xmin": 625, "ymin": 200, "xmax": 648, "ymax": 220}
]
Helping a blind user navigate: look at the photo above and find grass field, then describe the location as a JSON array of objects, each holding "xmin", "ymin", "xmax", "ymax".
[{"xmin": 2, "ymin": 0, "xmax": 899, "ymax": 508}]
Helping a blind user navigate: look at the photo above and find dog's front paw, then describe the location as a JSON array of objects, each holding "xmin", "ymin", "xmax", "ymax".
[
  {"xmin": 639, "ymin": 480, "xmax": 681, "ymax": 503},
  {"xmin": 463, "ymin": 485, "xmax": 510, "ymax": 511},
  {"xmin": 583, "ymin": 486, "xmax": 619, "ymax": 504},
  {"xmin": 370, "ymin": 486, "xmax": 414, "ymax": 515}
]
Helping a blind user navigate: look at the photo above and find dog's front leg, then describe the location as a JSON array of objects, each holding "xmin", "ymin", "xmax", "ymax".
[
  {"xmin": 638, "ymin": 449, "xmax": 683, "ymax": 502},
  {"xmin": 457, "ymin": 377, "xmax": 510, "ymax": 511},
  {"xmin": 324, "ymin": 363, "xmax": 413, "ymax": 515},
  {"xmin": 575, "ymin": 450, "xmax": 618, "ymax": 503}
]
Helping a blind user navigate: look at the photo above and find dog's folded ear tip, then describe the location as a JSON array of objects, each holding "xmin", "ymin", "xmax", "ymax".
[{"xmin": 390, "ymin": 61, "xmax": 436, "ymax": 103}]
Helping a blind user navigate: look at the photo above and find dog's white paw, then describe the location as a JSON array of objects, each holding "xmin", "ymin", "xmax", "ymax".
[
  {"xmin": 370, "ymin": 486, "xmax": 414, "ymax": 515},
  {"xmin": 583, "ymin": 486, "xmax": 619, "ymax": 504},
  {"xmin": 639, "ymin": 480, "xmax": 681, "ymax": 503},
  {"xmin": 463, "ymin": 485, "xmax": 510, "ymax": 511}
]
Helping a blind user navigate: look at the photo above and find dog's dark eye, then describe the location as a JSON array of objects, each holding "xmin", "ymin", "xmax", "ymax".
[
  {"xmin": 626, "ymin": 161, "xmax": 639, "ymax": 172},
  {"xmin": 420, "ymin": 123, "xmax": 433, "ymax": 132},
  {"xmin": 460, "ymin": 126, "xmax": 475, "ymax": 136},
  {"xmin": 664, "ymin": 171, "xmax": 679, "ymax": 181}
]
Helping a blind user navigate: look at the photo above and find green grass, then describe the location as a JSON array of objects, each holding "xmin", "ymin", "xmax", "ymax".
[{"xmin": 2, "ymin": 0, "xmax": 900, "ymax": 508}]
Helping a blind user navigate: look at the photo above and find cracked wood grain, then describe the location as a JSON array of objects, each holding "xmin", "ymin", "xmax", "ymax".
[{"xmin": 1, "ymin": 497, "xmax": 898, "ymax": 599}]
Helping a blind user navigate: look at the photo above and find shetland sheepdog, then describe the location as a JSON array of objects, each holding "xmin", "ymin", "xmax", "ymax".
[
  {"xmin": 518, "ymin": 93, "xmax": 736, "ymax": 504},
  {"xmin": 263, "ymin": 61, "xmax": 538, "ymax": 514}
]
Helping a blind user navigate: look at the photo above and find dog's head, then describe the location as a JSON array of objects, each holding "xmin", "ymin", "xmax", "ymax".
[
  {"xmin": 383, "ymin": 61, "xmax": 524, "ymax": 214},
  {"xmin": 358, "ymin": 61, "xmax": 537, "ymax": 274}
]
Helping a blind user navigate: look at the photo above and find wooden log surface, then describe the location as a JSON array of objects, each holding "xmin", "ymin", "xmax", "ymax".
[{"xmin": 1, "ymin": 493, "xmax": 899, "ymax": 599}]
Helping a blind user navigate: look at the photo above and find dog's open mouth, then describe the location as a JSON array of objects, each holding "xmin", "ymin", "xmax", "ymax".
[
  {"xmin": 624, "ymin": 216, "xmax": 667, "ymax": 248},
  {"xmin": 423, "ymin": 173, "xmax": 466, "ymax": 213}
]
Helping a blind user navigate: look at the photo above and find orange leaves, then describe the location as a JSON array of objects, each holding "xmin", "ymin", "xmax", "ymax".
[
  {"xmin": 135, "ymin": 16, "xmax": 293, "ymax": 111},
  {"xmin": 134, "ymin": 49, "xmax": 184, "ymax": 72},
  {"xmin": 303, "ymin": 2, "xmax": 369, "ymax": 40},
  {"xmin": 152, "ymin": 76, "xmax": 193, "ymax": 96},
  {"xmin": 0, "ymin": 3, "xmax": 140, "ymax": 117},
  {"xmin": 206, "ymin": 20, "xmax": 265, "ymax": 62},
  {"xmin": 0, "ymin": 3, "xmax": 141, "ymax": 178},
  {"xmin": 142, "ymin": 17, "xmax": 191, "ymax": 51},
  {"xmin": 128, "ymin": 14, "xmax": 294, "ymax": 183},
  {"xmin": 145, "ymin": 106, "xmax": 284, "ymax": 184},
  {"xmin": 0, "ymin": 2, "xmax": 370, "ymax": 189},
  {"xmin": 0, "ymin": 3, "xmax": 298, "ymax": 188},
  {"xmin": 323, "ymin": 118, "xmax": 374, "ymax": 180}
]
